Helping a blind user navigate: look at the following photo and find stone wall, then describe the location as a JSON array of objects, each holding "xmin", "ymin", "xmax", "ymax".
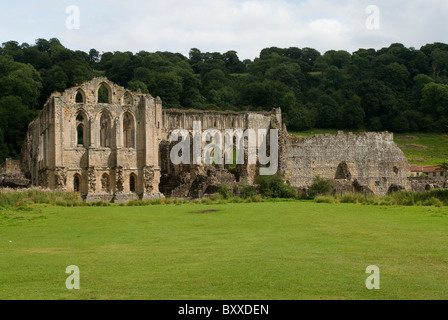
[
  {"xmin": 20, "ymin": 78, "xmax": 165, "ymax": 202},
  {"xmin": 20, "ymin": 77, "xmax": 414, "ymax": 201},
  {"xmin": 410, "ymin": 178, "xmax": 446, "ymax": 192},
  {"xmin": 159, "ymin": 108, "xmax": 281, "ymax": 197},
  {"xmin": 0, "ymin": 158, "xmax": 21, "ymax": 174},
  {"xmin": 280, "ymin": 130, "xmax": 411, "ymax": 195}
]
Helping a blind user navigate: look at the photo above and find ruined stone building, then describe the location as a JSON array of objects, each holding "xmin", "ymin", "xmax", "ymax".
[
  {"xmin": 0, "ymin": 158, "xmax": 20, "ymax": 174},
  {"xmin": 20, "ymin": 77, "xmax": 411, "ymax": 202}
]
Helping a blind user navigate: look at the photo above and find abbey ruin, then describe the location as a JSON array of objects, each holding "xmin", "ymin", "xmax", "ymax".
[{"xmin": 19, "ymin": 78, "xmax": 411, "ymax": 202}]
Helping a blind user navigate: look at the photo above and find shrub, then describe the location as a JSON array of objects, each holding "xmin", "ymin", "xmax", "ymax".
[
  {"xmin": 229, "ymin": 197, "xmax": 242, "ymax": 203},
  {"xmin": 423, "ymin": 197, "xmax": 443, "ymax": 207},
  {"xmin": 251, "ymin": 195, "xmax": 263, "ymax": 203},
  {"xmin": 240, "ymin": 185, "xmax": 257, "ymax": 199},
  {"xmin": 218, "ymin": 184, "xmax": 234, "ymax": 199},
  {"xmin": 0, "ymin": 189, "xmax": 85, "ymax": 208},
  {"xmin": 255, "ymin": 174, "xmax": 298, "ymax": 199},
  {"xmin": 390, "ymin": 191, "xmax": 414, "ymax": 206},
  {"xmin": 307, "ymin": 176, "xmax": 334, "ymax": 198},
  {"xmin": 201, "ymin": 198, "xmax": 213, "ymax": 205},
  {"xmin": 315, "ymin": 195, "xmax": 334, "ymax": 204}
]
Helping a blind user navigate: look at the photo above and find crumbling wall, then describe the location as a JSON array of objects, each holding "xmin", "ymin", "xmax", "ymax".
[
  {"xmin": 20, "ymin": 77, "xmax": 416, "ymax": 201},
  {"xmin": 280, "ymin": 131, "xmax": 411, "ymax": 195},
  {"xmin": 20, "ymin": 78, "xmax": 165, "ymax": 202},
  {"xmin": 159, "ymin": 108, "xmax": 281, "ymax": 197},
  {"xmin": 410, "ymin": 178, "xmax": 445, "ymax": 192},
  {"xmin": 0, "ymin": 159, "xmax": 21, "ymax": 174}
]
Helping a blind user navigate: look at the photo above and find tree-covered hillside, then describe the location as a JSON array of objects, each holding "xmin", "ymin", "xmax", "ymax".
[{"xmin": 1, "ymin": 38, "xmax": 448, "ymax": 162}]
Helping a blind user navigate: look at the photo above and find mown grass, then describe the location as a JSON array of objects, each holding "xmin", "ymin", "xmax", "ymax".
[{"xmin": 1, "ymin": 201, "xmax": 447, "ymax": 300}]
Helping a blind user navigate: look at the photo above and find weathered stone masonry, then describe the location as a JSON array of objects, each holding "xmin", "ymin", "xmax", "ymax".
[
  {"xmin": 20, "ymin": 78, "xmax": 411, "ymax": 201},
  {"xmin": 21, "ymin": 77, "xmax": 164, "ymax": 202},
  {"xmin": 280, "ymin": 129, "xmax": 411, "ymax": 195}
]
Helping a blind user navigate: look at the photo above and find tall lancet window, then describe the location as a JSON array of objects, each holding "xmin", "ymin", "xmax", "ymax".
[
  {"xmin": 100, "ymin": 113, "xmax": 111, "ymax": 148},
  {"xmin": 123, "ymin": 112, "xmax": 135, "ymax": 148},
  {"xmin": 76, "ymin": 112, "xmax": 87, "ymax": 147}
]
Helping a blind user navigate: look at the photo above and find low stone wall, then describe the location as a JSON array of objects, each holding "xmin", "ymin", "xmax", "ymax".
[
  {"xmin": 0, "ymin": 173, "xmax": 30, "ymax": 189},
  {"xmin": 410, "ymin": 178, "xmax": 446, "ymax": 192}
]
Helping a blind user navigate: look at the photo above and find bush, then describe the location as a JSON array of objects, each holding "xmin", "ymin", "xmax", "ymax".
[
  {"xmin": 0, "ymin": 188, "xmax": 85, "ymax": 208},
  {"xmin": 340, "ymin": 194, "xmax": 355, "ymax": 203},
  {"xmin": 201, "ymin": 198, "xmax": 213, "ymax": 205},
  {"xmin": 423, "ymin": 197, "xmax": 443, "ymax": 207},
  {"xmin": 255, "ymin": 174, "xmax": 298, "ymax": 199},
  {"xmin": 307, "ymin": 176, "xmax": 334, "ymax": 198},
  {"xmin": 251, "ymin": 195, "xmax": 263, "ymax": 202},
  {"xmin": 390, "ymin": 191, "xmax": 414, "ymax": 206},
  {"xmin": 218, "ymin": 184, "xmax": 233, "ymax": 199},
  {"xmin": 240, "ymin": 185, "xmax": 257, "ymax": 199},
  {"xmin": 315, "ymin": 195, "xmax": 334, "ymax": 203}
]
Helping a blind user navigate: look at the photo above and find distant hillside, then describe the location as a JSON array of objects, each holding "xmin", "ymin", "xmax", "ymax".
[
  {"xmin": 394, "ymin": 133, "xmax": 448, "ymax": 166},
  {"xmin": 2, "ymin": 39, "xmax": 448, "ymax": 163}
]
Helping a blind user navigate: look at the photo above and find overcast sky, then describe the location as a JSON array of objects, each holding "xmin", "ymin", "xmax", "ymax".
[{"xmin": 1, "ymin": 0, "xmax": 447, "ymax": 60}]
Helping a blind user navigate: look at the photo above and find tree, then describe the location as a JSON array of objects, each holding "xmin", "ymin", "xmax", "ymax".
[
  {"xmin": 104, "ymin": 51, "xmax": 134, "ymax": 86},
  {"xmin": 420, "ymin": 82, "xmax": 448, "ymax": 117},
  {"xmin": 316, "ymin": 94, "xmax": 339, "ymax": 128},
  {"xmin": 127, "ymin": 80, "xmax": 149, "ymax": 94},
  {"xmin": 223, "ymin": 50, "xmax": 246, "ymax": 74},
  {"xmin": 89, "ymin": 48, "xmax": 100, "ymax": 66},
  {"xmin": 374, "ymin": 62, "xmax": 410, "ymax": 92},
  {"xmin": 307, "ymin": 176, "xmax": 334, "ymax": 198},
  {"xmin": 148, "ymin": 72, "xmax": 183, "ymax": 108},
  {"xmin": 0, "ymin": 58, "xmax": 42, "ymax": 109},
  {"xmin": 0, "ymin": 96, "xmax": 37, "ymax": 159}
]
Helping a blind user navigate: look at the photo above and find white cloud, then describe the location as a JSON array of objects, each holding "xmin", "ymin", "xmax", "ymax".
[{"xmin": 1, "ymin": 0, "xmax": 448, "ymax": 60}]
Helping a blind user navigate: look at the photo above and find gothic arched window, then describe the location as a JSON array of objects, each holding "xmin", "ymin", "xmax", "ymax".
[
  {"xmin": 100, "ymin": 113, "xmax": 111, "ymax": 148},
  {"xmin": 124, "ymin": 92, "xmax": 133, "ymax": 105},
  {"xmin": 76, "ymin": 112, "xmax": 87, "ymax": 147},
  {"xmin": 98, "ymin": 83, "xmax": 111, "ymax": 104},
  {"xmin": 123, "ymin": 113, "xmax": 135, "ymax": 148},
  {"xmin": 101, "ymin": 173, "xmax": 110, "ymax": 193},
  {"xmin": 74, "ymin": 174, "xmax": 81, "ymax": 192},
  {"xmin": 75, "ymin": 91, "xmax": 84, "ymax": 104},
  {"xmin": 130, "ymin": 174, "xmax": 136, "ymax": 192}
]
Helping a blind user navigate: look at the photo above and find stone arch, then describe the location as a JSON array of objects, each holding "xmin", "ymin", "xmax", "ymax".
[
  {"xmin": 99, "ymin": 111, "xmax": 112, "ymax": 148},
  {"xmin": 75, "ymin": 110, "xmax": 89, "ymax": 147},
  {"xmin": 335, "ymin": 162, "xmax": 351, "ymax": 180},
  {"xmin": 123, "ymin": 91, "xmax": 133, "ymax": 105},
  {"xmin": 75, "ymin": 89, "xmax": 86, "ymax": 104},
  {"xmin": 77, "ymin": 123, "xmax": 84, "ymax": 146},
  {"xmin": 97, "ymin": 82, "xmax": 112, "ymax": 104},
  {"xmin": 74, "ymin": 174, "xmax": 81, "ymax": 192},
  {"xmin": 101, "ymin": 173, "xmax": 110, "ymax": 192},
  {"xmin": 123, "ymin": 112, "xmax": 135, "ymax": 148},
  {"xmin": 130, "ymin": 173, "xmax": 137, "ymax": 192}
]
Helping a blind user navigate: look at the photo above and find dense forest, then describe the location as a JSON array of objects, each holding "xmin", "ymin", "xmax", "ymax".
[{"xmin": 1, "ymin": 38, "xmax": 448, "ymax": 163}]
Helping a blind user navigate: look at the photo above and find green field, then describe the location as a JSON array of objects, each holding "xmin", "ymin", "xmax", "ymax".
[
  {"xmin": 291, "ymin": 130, "xmax": 448, "ymax": 166},
  {"xmin": 1, "ymin": 201, "xmax": 447, "ymax": 300},
  {"xmin": 394, "ymin": 133, "xmax": 448, "ymax": 166}
]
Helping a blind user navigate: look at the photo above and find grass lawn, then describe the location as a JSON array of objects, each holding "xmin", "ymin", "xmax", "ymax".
[
  {"xmin": 394, "ymin": 133, "xmax": 448, "ymax": 166},
  {"xmin": 1, "ymin": 201, "xmax": 447, "ymax": 300}
]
